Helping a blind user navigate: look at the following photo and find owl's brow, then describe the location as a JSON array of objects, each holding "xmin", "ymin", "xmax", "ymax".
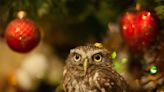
[
  {"xmin": 89, "ymin": 49, "xmax": 106, "ymax": 55},
  {"xmin": 70, "ymin": 49, "xmax": 85, "ymax": 55}
]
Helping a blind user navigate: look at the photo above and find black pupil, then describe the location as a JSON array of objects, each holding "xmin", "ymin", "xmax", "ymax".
[
  {"xmin": 95, "ymin": 55, "xmax": 100, "ymax": 60},
  {"xmin": 75, "ymin": 55, "xmax": 79, "ymax": 60}
]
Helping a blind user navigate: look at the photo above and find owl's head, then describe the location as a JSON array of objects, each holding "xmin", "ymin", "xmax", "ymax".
[{"xmin": 65, "ymin": 43, "xmax": 112, "ymax": 75}]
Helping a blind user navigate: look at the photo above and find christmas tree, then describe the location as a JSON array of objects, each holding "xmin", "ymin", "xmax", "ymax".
[{"xmin": 0, "ymin": 0, "xmax": 163, "ymax": 92}]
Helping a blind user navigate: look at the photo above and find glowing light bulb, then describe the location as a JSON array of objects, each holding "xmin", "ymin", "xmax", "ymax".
[{"xmin": 149, "ymin": 65, "xmax": 158, "ymax": 75}]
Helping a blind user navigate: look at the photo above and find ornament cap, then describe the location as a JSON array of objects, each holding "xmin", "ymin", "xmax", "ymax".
[
  {"xmin": 136, "ymin": 3, "xmax": 141, "ymax": 11},
  {"xmin": 17, "ymin": 11, "xmax": 26, "ymax": 19},
  {"xmin": 94, "ymin": 42, "xmax": 103, "ymax": 48}
]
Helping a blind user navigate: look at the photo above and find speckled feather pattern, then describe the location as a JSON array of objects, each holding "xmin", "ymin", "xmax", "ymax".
[{"xmin": 63, "ymin": 44, "xmax": 130, "ymax": 92}]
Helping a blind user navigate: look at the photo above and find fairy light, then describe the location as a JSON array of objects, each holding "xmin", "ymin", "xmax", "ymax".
[{"xmin": 149, "ymin": 65, "xmax": 158, "ymax": 75}]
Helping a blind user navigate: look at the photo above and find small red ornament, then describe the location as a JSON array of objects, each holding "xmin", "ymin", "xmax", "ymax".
[
  {"xmin": 120, "ymin": 11, "xmax": 157, "ymax": 52},
  {"xmin": 5, "ymin": 11, "xmax": 41, "ymax": 53}
]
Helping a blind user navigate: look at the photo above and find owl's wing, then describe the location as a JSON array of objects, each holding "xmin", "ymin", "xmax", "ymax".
[{"xmin": 93, "ymin": 68, "xmax": 130, "ymax": 92}]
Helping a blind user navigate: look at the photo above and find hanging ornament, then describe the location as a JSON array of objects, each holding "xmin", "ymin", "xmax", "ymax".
[
  {"xmin": 120, "ymin": 4, "xmax": 158, "ymax": 52},
  {"xmin": 5, "ymin": 11, "xmax": 41, "ymax": 53}
]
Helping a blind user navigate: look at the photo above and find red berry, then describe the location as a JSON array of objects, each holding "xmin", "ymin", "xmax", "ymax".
[
  {"xmin": 5, "ymin": 18, "xmax": 41, "ymax": 53},
  {"xmin": 120, "ymin": 11, "xmax": 157, "ymax": 52}
]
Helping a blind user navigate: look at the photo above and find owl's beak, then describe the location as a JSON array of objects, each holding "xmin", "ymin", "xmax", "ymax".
[{"xmin": 83, "ymin": 58, "xmax": 88, "ymax": 75}]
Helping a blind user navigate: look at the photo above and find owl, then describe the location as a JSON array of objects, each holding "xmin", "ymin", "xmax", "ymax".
[{"xmin": 63, "ymin": 43, "xmax": 130, "ymax": 92}]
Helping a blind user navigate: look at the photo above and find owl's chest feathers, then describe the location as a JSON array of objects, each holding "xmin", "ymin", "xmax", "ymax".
[
  {"xmin": 69, "ymin": 72, "xmax": 99, "ymax": 92},
  {"xmin": 64, "ymin": 68, "xmax": 105, "ymax": 92},
  {"xmin": 64, "ymin": 66, "xmax": 130, "ymax": 92}
]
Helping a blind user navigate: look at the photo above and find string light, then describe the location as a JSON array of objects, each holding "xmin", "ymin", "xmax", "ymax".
[{"xmin": 149, "ymin": 65, "xmax": 158, "ymax": 75}]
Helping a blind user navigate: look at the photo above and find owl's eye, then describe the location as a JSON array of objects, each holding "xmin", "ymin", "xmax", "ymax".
[
  {"xmin": 73, "ymin": 54, "xmax": 81, "ymax": 62},
  {"xmin": 93, "ymin": 54, "xmax": 102, "ymax": 63}
]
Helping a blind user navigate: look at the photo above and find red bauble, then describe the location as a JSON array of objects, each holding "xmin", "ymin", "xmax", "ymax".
[
  {"xmin": 5, "ymin": 12, "xmax": 41, "ymax": 53},
  {"xmin": 120, "ymin": 11, "xmax": 157, "ymax": 52}
]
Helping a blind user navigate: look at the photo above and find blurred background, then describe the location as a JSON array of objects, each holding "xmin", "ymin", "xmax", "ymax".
[{"xmin": 0, "ymin": 0, "xmax": 163, "ymax": 92}]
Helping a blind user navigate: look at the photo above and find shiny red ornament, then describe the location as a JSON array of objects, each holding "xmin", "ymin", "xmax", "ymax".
[
  {"xmin": 5, "ymin": 11, "xmax": 41, "ymax": 53},
  {"xmin": 120, "ymin": 11, "xmax": 157, "ymax": 52}
]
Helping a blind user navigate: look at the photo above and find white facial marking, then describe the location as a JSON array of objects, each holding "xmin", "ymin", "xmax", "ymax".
[
  {"xmin": 71, "ymin": 49, "xmax": 86, "ymax": 59},
  {"xmin": 87, "ymin": 49, "xmax": 104, "ymax": 58}
]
